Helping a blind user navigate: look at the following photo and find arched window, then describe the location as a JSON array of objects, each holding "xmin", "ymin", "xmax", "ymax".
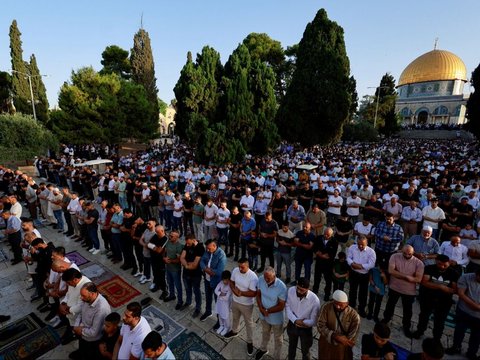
[{"xmin": 433, "ymin": 106, "xmax": 449, "ymax": 115}]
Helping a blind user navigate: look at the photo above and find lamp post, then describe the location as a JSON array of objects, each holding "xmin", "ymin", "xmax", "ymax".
[
  {"xmin": 11, "ymin": 69, "xmax": 47, "ymax": 121},
  {"xmin": 367, "ymin": 85, "xmax": 390, "ymax": 129}
]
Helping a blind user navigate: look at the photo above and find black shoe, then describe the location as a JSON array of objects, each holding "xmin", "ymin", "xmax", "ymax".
[
  {"xmin": 164, "ymin": 296, "xmax": 176, "ymax": 303},
  {"xmin": 61, "ymin": 331, "xmax": 76, "ymax": 345},
  {"xmin": 175, "ymin": 303, "xmax": 183, "ymax": 310},
  {"xmin": 233, "ymin": 256, "xmax": 238, "ymax": 261},
  {"xmin": 226, "ymin": 253, "xmax": 233, "ymax": 258},
  {"xmin": 213, "ymin": 321, "xmax": 220, "ymax": 330},
  {"xmin": 69, "ymin": 349, "xmax": 81, "ymax": 360},
  {"xmin": 366, "ymin": 313, "xmax": 373, "ymax": 320},
  {"xmin": 38, "ymin": 303, "xmax": 52, "ymax": 313},
  {"xmin": 130, "ymin": 268, "xmax": 139, "ymax": 276},
  {"xmin": 30, "ymin": 294, "xmax": 41, "ymax": 302},
  {"xmin": 159, "ymin": 292, "xmax": 169, "ymax": 301},
  {"xmin": 323, "ymin": 295, "xmax": 330, "ymax": 302},
  {"xmin": 10, "ymin": 259, "xmax": 22, "ymax": 265},
  {"xmin": 192, "ymin": 310, "xmax": 200, "ymax": 318},
  {"xmin": 200, "ymin": 312, "xmax": 212, "ymax": 322},
  {"xmin": 359, "ymin": 310, "xmax": 367, "ymax": 318},
  {"xmin": 26, "ymin": 284, "xmax": 36, "ymax": 290},
  {"xmin": 255, "ymin": 349, "xmax": 268, "ymax": 360},
  {"xmin": 256, "ymin": 267, "xmax": 264, "ymax": 273},
  {"xmin": 0, "ymin": 315, "xmax": 10, "ymax": 322},
  {"xmin": 150, "ymin": 286, "xmax": 159, "ymax": 293},
  {"xmin": 445, "ymin": 346, "xmax": 461, "ymax": 355},
  {"xmin": 45, "ymin": 310, "xmax": 57, "ymax": 321},
  {"xmin": 403, "ymin": 328, "xmax": 413, "ymax": 338},
  {"xmin": 373, "ymin": 316, "xmax": 380, "ymax": 323},
  {"xmin": 247, "ymin": 343, "xmax": 254, "ymax": 356},
  {"xmin": 223, "ymin": 330, "xmax": 238, "ymax": 339},
  {"xmin": 180, "ymin": 303, "xmax": 191, "ymax": 311},
  {"xmin": 285, "ymin": 277, "xmax": 291, "ymax": 284},
  {"xmin": 411, "ymin": 330, "xmax": 423, "ymax": 339},
  {"xmin": 120, "ymin": 264, "xmax": 133, "ymax": 270}
]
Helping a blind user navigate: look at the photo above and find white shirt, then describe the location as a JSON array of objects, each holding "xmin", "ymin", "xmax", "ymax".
[
  {"xmin": 354, "ymin": 222, "xmax": 374, "ymax": 241},
  {"xmin": 422, "ymin": 206, "xmax": 446, "ymax": 230},
  {"xmin": 240, "ymin": 195, "xmax": 255, "ymax": 212},
  {"xmin": 173, "ymin": 199, "xmax": 183, "ymax": 218},
  {"xmin": 346, "ymin": 196, "xmax": 361, "ymax": 216},
  {"xmin": 439, "ymin": 242, "xmax": 469, "ymax": 267},
  {"xmin": 61, "ymin": 275, "xmax": 91, "ymax": 321},
  {"xmin": 327, "ymin": 195, "xmax": 343, "ymax": 215},
  {"xmin": 216, "ymin": 207, "xmax": 230, "ymax": 229},
  {"xmin": 10, "ymin": 202, "xmax": 22, "ymax": 219},
  {"xmin": 118, "ymin": 317, "xmax": 152, "ymax": 360},
  {"xmin": 231, "ymin": 267, "xmax": 258, "ymax": 306},
  {"xmin": 285, "ymin": 286, "xmax": 320, "ymax": 328},
  {"xmin": 204, "ymin": 204, "xmax": 218, "ymax": 226},
  {"xmin": 347, "ymin": 245, "xmax": 376, "ymax": 274}
]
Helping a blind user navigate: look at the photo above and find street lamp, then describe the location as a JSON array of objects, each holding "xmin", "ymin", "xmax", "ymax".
[
  {"xmin": 11, "ymin": 69, "xmax": 47, "ymax": 121},
  {"xmin": 367, "ymin": 85, "xmax": 390, "ymax": 129}
]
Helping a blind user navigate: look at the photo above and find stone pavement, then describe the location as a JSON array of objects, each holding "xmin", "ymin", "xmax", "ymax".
[{"xmin": 0, "ymin": 214, "xmax": 470, "ymax": 359}]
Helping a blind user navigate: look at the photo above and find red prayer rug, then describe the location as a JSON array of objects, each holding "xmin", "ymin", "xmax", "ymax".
[{"xmin": 97, "ymin": 276, "xmax": 141, "ymax": 308}]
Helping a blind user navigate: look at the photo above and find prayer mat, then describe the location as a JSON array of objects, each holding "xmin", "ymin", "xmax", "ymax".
[
  {"xmin": 169, "ymin": 331, "xmax": 224, "ymax": 360},
  {"xmin": 441, "ymin": 310, "xmax": 470, "ymax": 333},
  {"xmin": 97, "ymin": 275, "xmax": 141, "ymax": 308},
  {"xmin": 142, "ymin": 305, "xmax": 185, "ymax": 343},
  {"xmin": 0, "ymin": 325, "xmax": 61, "ymax": 360},
  {"xmin": 65, "ymin": 251, "xmax": 90, "ymax": 267},
  {"xmin": 81, "ymin": 263, "xmax": 115, "ymax": 285},
  {"xmin": 0, "ymin": 313, "xmax": 45, "ymax": 348},
  {"xmin": 0, "ymin": 249, "xmax": 8, "ymax": 262}
]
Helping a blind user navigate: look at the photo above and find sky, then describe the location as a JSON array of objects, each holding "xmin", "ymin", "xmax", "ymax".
[{"xmin": 1, "ymin": 0, "xmax": 479, "ymax": 108}]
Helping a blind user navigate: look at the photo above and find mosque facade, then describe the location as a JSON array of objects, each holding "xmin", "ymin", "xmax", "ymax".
[{"xmin": 395, "ymin": 49, "xmax": 469, "ymax": 126}]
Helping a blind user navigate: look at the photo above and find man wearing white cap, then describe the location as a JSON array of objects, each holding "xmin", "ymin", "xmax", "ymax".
[
  {"xmin": 317, "ymin": 289, "xmax": 360, "ymax": 360},
  {"xmin": 406, "ymin": 225, "xmax": 439, "ymax": 266}
]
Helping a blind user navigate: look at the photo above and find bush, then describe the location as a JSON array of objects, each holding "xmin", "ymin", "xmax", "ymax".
[
  {"xmin": 0, "ymin": 113, "xmax": 58, "ymax": 162},
  {"xmin": 342, "ymin": 121, "xmax": 379, "ymax": 142}
]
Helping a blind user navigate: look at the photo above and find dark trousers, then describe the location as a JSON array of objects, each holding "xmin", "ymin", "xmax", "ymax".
[
  {"xmin": 120, "ymin": 234, "xmax": 135, "ymax": 267},
  {"xmin": 375, "ymin": 250, "xmax": 394, "ymax": 269},
  {"xmin": 183, "ymin": 213, "xmax": 194, "ymax": 235},
  {"xmin": 77, "ymin": 338, "xmax": 100, "ymax": 359},
  {"xmin": 151, "ymin": 261, "xmax": 167, "ymax": 293},
  {"xmin": 417, "ymin": 295, "xmax": 452, "ymax": 340},
  {"xmin": 348, "ymin": 271, "xmax": 369, "ymax": 312},
  {"xmin": 259, "ymin": 243, "xmax": 274, "ymax": 269},
  {"xmin": 287, "ymin": 321, "xmax": 313, "ymax": 360},
  {"xmin": 63, "ymin": 210, "xmax": 73, "ymax": 234},
  {"xmin": 295, "ymin": 257, "xmax": 313, "ymax": 282},
  {"xmin": 100, "ymin": 229, "xmax": 111, "ymax": 251},
  {"xmin": 183, "ymin": 273, "xmax": 202, "ymax": 312},
  {"xmin": 312, "ymin": 263, "xmax": 333, "ymax": 299},
  {"xmin": 367, "ymin": 291, "xmax": 384, "ymax": 319},
  {"xmin": 28, "ymin": 201, "xmax": 38, "ymax": 220},
  {"xmin": 383, "ymin": 288, "xmax": 415, "ymax": 330},
  {"xmin": 229, "ymin": 229, "xmax": 240, "ymax": 257},
  {"xmin": 133, "ymin": 242, "xmax": 144, "ymax": 272},
  {"xmin": 110, "ymin": 233, "xmax": 122, "ymax": 261},
  {"xmin": 8, "ymin": 231, "xmax": 22, "ymax": 261},
  {"xmin": 204, "ymin": 280, "xmax": 217, "ymax": 314},
  {"xmin": 452, "ymin": 307, "xmax": 480, "ymax": 358},
  {"xmin": 164, "ymin": 210, "xmax": 173, "ymax": 230}
]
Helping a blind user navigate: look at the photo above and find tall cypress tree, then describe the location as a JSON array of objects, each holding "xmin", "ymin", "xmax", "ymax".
[
  {"xmin": 130, "ymin": 28, "xmax": 159, "ymax": 121},
  {"xmin": 9, "ymin": 20, "xmax": 31, "ymax": 114},
  {"xmin": 276, "ymin": 8, "xmax": 353, "ymax": 146},
  {"xmin": 29, "ymin": 54, "xmax": 49, "ymax": 123},
  {"xmin": 466, "ymin": 63, "xmax": 480, "ymax": 138}
]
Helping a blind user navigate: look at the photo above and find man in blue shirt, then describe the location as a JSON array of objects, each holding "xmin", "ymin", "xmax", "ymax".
[
  {"xmin": 374, "ymin": 213, "xmax": 404, "ymax": 269},
  {"xmin": 2, "ymin": 210, "xmax": 22, "ymax": 264},
  {"xmin": 255, "ymin": 267, "xmax": 287, "ymax": 360}
]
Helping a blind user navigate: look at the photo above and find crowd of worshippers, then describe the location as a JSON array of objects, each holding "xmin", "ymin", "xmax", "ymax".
[{"xmin": 1, "ymin": 138, "xmax": 480, "ymax": 359}]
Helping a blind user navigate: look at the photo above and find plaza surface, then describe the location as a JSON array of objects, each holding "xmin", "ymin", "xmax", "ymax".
[{"xmin": 0, "ymin": 210, "xmax": 469, "ymax": 359}]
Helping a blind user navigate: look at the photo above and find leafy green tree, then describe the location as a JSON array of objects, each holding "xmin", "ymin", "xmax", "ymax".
[
  {"xmin": 158, "ymin": 98, "xmax": 167, "ymax": 116},
  {"xmin": 276, "ymin": 8, "xmax": 353, "ymax": 146},
  {"xmin": 130, "ymin": 28, "xmax": 159, "ymax": 120},
  {"xmin": 100, "ymin": 45, "xmax": 131, "ymax": 79},
  {"xmin": 342, "ymin": 121, "xmax": 378, "ymax": 142},
  {"xmin": 242, "ymin": 33, "xmax": 286, "ymax": 100},
  {"xmin": 0, "ymin": 71, "xmax": 12, "ymax": 109},
  {"xmin": 29, "ymin": 54, "xmax": 49, "ymax": 124},
  {"xmin": 9, "ymin": 20, "xmax": 30, "ymax": 114},
  {"xmin": 0, "ymin": 113, "xmax": 57, "ymax": 161},
  {"xmin": 466, "ymin": 63, "xmax": 480, "ymax": 138},
  {"xmin": 51, "ymin": 67, "xmax": 157, "ymax": 144}
]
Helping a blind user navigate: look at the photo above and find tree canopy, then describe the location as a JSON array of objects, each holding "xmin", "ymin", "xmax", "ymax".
[
  {"xmin": 466, "ymin": 63, "xmax": 480, "ymax": 138},
  {"xmin": 50, "ymin": 67, "xmax": 157, "ymax": 144},
  {"xmin": 275, "ymin": 8, "xmax": 353, "ymax": 146},
  {"xmin": 100, "ymin": 45, "xmax": 131, "ymax": 79}
]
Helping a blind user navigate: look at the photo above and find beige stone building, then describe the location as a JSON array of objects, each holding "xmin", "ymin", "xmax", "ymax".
[{"xmin": 159, "ymin": 105, "xmax": 176, "ymax": 135}]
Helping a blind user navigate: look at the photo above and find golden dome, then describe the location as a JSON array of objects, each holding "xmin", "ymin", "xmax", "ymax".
[{"xmin": 398, "ymin": 49, "xmax": 467, "ymax": 86}]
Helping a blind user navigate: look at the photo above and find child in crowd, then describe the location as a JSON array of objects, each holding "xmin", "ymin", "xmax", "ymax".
[
  {"xmin": 214, "ymin": 270, "xmax": 232, "ymax": 337},
  {"xmin": 332, "ymin": 251, "xmax": 349, "ymax": 291},
  {"xmin": 247, "ymin": 233, "xmax": 259, "ymax": 271},
  {"xmin": 367, "ymin": 264, "xmax": 388, "ymax": 322},
  {"xmin": 98, "ymin": 312, "xmax": 121, "ymax": 359},
  {"xmin": 459, "ymin": 222, "xmax": 477, "ymax": 247}
]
